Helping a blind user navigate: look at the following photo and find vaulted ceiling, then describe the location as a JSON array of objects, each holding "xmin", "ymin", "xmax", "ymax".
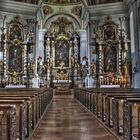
[{"xmin": 12, "ymin": 0, "xmax": 123, "ymax": 5}]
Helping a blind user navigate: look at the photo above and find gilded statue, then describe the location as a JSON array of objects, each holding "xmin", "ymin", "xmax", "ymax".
[
  {"xmin": 55, "ymin": 70, "xmax": 69, "ymax": 80},
  {"xmin": 60, "ymin": 61, "xmax": 65, "ymax": 69},
  {"xmin": 12, "ymin": 71, "xmax": 18, "ymax": 84},
  {"xmin": 81, "ymin": 56, "xmax": 88, "ymax": 78},
  {"xmin": 28, "ymin": 61, "xmax": 34, "ymax": 73},
  {"xmin": 91, "ymin": 60, "xmax": 96, "ymax": 75}
]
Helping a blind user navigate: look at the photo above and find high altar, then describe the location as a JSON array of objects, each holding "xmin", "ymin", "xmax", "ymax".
[{"xmin": 43, "ymin": 17, "xmax": 80, "ymax": 89}]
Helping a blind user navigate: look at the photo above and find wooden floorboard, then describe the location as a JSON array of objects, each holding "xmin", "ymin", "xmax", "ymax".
[{"xmin": 31, "ymin": 95, "xmax": 119, "ymax": 140}]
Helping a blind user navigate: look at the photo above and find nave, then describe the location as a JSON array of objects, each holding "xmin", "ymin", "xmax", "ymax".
[{"xmin": 31, "ymin": 95, "xmax": 118, "ymax": 140}]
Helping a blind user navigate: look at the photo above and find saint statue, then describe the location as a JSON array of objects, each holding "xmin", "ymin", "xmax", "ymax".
[{"xmin": 60, "ymin": 61, "xmax": 65, "ymax": 69}]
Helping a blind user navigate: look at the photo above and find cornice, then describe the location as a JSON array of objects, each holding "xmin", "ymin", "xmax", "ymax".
[
  {"xmin": 87, "ymin": 2, "xmax": 128, "ymax": 17},
  {"xmin": 123, "ymin": 0, "xmax": 135, "ymax": 7},
  {"xmin": 0, "ymin": 0, "xmax": 39, "ymax": 16}
]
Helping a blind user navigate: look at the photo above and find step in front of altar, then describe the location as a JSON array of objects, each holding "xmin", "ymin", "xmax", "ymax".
[
  {"xmin": 53, "ymin": 80, "xmax": 71, "ymax": 95},
  {"xmin": 55, "ymin": 89, "xmax": 71, "ymax": 95}
]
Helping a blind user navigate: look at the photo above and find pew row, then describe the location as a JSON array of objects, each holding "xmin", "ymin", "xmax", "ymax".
[
  {"xmin": 74, "ymin": 88, "xmax": 140, "ymax": 140},
  {"xmin": 0, "ymin": 105, "xmax": 16, "ymax": 140},
  {"xmin": 0, "ymin": 88, "xmax": 53, "ymax": 140}
]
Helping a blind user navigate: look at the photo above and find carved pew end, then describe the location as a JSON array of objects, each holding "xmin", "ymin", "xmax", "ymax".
[
  {"xmin": 132, "ymin": 134, "xmax": 138, "ymax": 140},
  {"xmin": 119, "ymin": 126, "xmax": 123, "ymax": 134}
]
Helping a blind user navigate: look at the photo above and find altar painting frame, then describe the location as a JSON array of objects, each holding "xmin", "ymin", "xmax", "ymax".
[
  {"xmin": 101, "ymin": 42, "xmax": 119, "ymax": 75},
  {"xmin": 7, "ymin": 45, "xmax": 23, "ymax": 74},
  {"xmin": 52, "ymin": 39, "xmax": 72, "ymax": 68}
]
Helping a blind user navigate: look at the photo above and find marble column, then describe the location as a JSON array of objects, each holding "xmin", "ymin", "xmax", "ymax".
[
  {"xmin": 78, "ymin": 29, "xmax": 88, "ymax": 63},
  {"xmin": 129, "ymin": 0, "xmax": 140, "ymax": 88},
  {"xmin": 33, "ymin": 29, "xmax": 46, "ymax": 87},
  {"xmin": 37, "ymin": 29, "xmax": 47, "ymax": 62}
]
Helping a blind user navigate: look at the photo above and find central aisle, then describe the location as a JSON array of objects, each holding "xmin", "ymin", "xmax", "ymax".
[{"xmin": 31, "ymin": 95, "xmax": 119, "ymax": 140}]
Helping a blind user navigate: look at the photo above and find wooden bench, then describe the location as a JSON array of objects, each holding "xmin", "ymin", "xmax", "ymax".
[
  {"xmin": 112, "ymin": 95, "xmax": 140, "ymax": 135},
  {"xmin": 0, "ymin": 100, "xmax": 27, "ymax": 140},
  {"xmin": 0, "ymin": 97, "xmax": 32, "ymax": 137},
  {"xmin": 123, "ymin": 98, "xmax": 140, "ymax": 140},
  {"xmin": 0, "ymin": 105, "xmax": 16, "ymax": 140},
  {"xmin": 103, "ymin": 93, "xmax": 140, "ymax": 127},
  {"xmin": 0, "ymin": 88, "xmax": 53, "ymax": 139},
  {"xmin": 74, "ymin": 88, "xmax": 140, "ymax": 140}
]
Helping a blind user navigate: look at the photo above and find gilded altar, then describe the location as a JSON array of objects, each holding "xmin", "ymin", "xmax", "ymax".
[
  {"xmin": 55, "ymin": 70, "xmax": 69, "ymax": 80},
  {"xmin": 44, "ymin": 17, "xmax": 80, "ymax": 87},
  {"xmin": 96, "ymin": 17, "xmax": 130, "ymax": 87},
  {"xmin": 53, "ymin": 69, "xmax": 71, "ymax": 89}
]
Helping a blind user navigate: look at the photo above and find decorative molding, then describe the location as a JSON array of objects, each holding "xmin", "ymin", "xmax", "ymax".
[
  {"xmin": 44, "ymin": 0, "xmax": 81, "ymax": 5},
  {"xmin": 88, "ymin": 2, "xmax": 128, "ymax": 17},
  {"xmin": 71, "ymin": 6, "xmax": 82, "ymax": 18},
  {"xmin": 0, "ymin": 0, "xmax": 38, "ymax": 16},
  {"xmin": 123, "ymin": 0, "xmax": 135, "ymax": 7},
  {"xmin": 42, "ymin": 5, "xmax": 54, "ymax": 16}
]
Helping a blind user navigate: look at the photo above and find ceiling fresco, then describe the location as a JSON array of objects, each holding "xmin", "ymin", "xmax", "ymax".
[
  {"xmin": 44, "ymin": 0, "xmax": 81, "ymax": 5},
  {"xmin": 12, "ymin": 0, "xmax": 123, "ymax": 5}
]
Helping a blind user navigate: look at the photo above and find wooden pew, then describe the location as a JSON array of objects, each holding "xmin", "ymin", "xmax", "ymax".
[
  {"xmin": 0, "ymin": 88, "xmax": 53, "ymax": 139},
  {"xmin": 123, "ymin": 98, "xmax": 140, "ymax": 140},
  {"xmin": 0, "ymin": 105, "xmax": 16, "ymax": 140},
  {"xmin": 6, "ymin": 88, "xmax": 53, "ymax": 116},
  {"xmin": 0, "ymin": 97, "xmax": 32, "ymax": 137},
  {"xmin": 95, "ymin": 89, "xmax": 140, "ymax": 120},
  {"xmin": 75, "ymin": 88, "xmax": 133, "ymax": 117},
  {"xmin": 0, "ymin": 92, "xmax": 38, "ymax": 128},
  {"xmin": 74, "ymin": 88, "xmax": 97, "ymax": 113},
  {"xmin": 0, "ymin": 90, "xmax": 47, "ymax": 123},
  {"xmin": 0, "ymin": 89, "xmax": 53, "ymax": 129},
  {"xmin": 74, "ymin": 88, "xmax": 140, "ymax": 140},
  {"xmin": 112, "ymin": 95, "xmax": 140, "ymax": 135},
  {"xmin": 97, "ymin": 89, "xmax": 140, "ymax": 114},
  {"xmin": 0, "ymin": 100, "xmax": 27, "ymax": 140},
  {"xmin": 104, "ymin": 93, "xmax": 140, "ymax": 126}
]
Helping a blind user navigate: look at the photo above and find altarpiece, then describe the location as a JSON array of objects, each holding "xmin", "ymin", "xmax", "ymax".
[{"xmin": 44, "ymin": 17, "xmax": 80, "ymax": 87}]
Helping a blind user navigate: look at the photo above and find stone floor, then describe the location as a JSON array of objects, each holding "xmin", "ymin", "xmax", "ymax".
[{"xmin": 31, "ymin": 95, "xmax": 119, "ymax": 140}]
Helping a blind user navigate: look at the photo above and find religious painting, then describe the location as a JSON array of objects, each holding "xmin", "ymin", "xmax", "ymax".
[
  {"xmin": 9, "ymin": 25, "xmax": 22, "ymax": 41},
  {"xmin": 104, "ymin": 45, "xmax": 117, "ymax": 73},
  {"xmin": 8, "ymin": 45, "xmax": 23, "ymax": 73},
  {"xmin": 58, "ymin": 23, "xmax": 66, "ymax": 34},
  {"xmin": 101, "ymin": 17, "xmax": 118, "ymax": 42},
  {"xmin": 7, "ymin": 16, "xmax": 23, "ymax": 44},
  {"xmin": 55, "ymin": 40, "xmax": 69, "ymax": 67},
  {"xmin": 44, "ymin": 0, "xmax": 81, "ymax": 5},
  {"xmin": 71, "ymin": 6, "xmax": 82, "ymax": 18},
  {"xmin": 104, "ymin": 26, "xmax": 116, "ymax": 41},
  {"xmin": 43, "ymin": 5, "xmax": 53, "ymax": 15}
]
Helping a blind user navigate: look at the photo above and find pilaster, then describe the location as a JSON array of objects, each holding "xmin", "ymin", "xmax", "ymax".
[
  {"xmin": 78, "ymin": 29, "xmax": 88, "ymax": 61},
  {"xmin": 38, "ymin": 29, "xmax": 47, "ymax": 61}
]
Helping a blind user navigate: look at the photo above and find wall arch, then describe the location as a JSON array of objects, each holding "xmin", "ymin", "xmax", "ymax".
[{"xmin": 43, "ymin": 13, "xmax": 81, "ymax": 31}]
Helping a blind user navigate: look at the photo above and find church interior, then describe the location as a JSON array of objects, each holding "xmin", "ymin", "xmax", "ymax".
[{"xmin": 0, "ymin": 0, "xmax": 140, "ymax": 139}]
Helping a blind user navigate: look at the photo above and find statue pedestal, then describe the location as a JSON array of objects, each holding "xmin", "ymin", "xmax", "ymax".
[
  {"xmin": 85, "ymin": 75, "xmax": 96, "ymax": 88},
  {"xmin": 132, "ymin": 72, "xmax": 140, "ymax": 88},
  {"xmin": 32, "ymin": 76, "xmax": 40, "ymax": 88}
]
